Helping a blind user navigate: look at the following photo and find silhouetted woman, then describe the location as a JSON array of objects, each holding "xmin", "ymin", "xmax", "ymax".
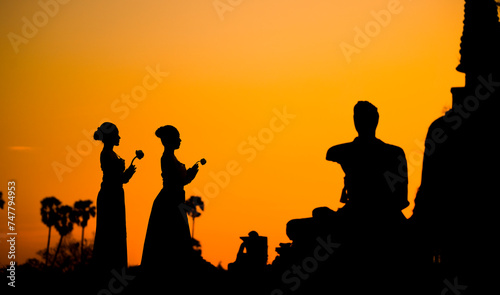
[
  {"xmin": 92, "ymin": 122, "xmax": 136, "ymax": 272},
  {"xmin": 141, "ymin": 125, "xmax": 199, "ymax": 276}
]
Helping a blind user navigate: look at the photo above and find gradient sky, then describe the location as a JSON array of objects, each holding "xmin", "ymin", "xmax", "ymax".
[{"xmin": 0, "ymin": 0, "xmax": 470, "ymax": 268}]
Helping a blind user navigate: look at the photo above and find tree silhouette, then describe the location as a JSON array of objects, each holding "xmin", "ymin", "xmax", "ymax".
[
  {"xmin": 73, "ymin": 200, "xmax": 96, "ymax": 264},
  {"xmin": 52, "ymin": 205, "xmax": 76, "ymax": 266},
  {"xmin": 32, "ymin": 237, "xmax": 95, "ymax": 272},
  {"xmin": 41, "ymin": 196, "xmax": 61, "ymax": 265},
  {"xmin": 0, "ymin": 192, "xmax": 4, "ymax": 209},
  {"xmin": 185, "ymin": 196, "xmax": 204, "ymax": 239}
]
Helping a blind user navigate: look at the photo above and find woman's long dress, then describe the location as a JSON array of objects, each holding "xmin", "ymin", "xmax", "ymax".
[
  {"xmin": 141, "ymin": 153, "xmax": 194, "ymax": 274},
  {"xmin": 93, "ymin": 150, "xmax": 128, "ymax": 272}
]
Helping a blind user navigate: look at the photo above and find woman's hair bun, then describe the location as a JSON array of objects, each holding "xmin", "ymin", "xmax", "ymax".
[{"xmin": 93, "ymin": 128, "xmax": 102, "ymax": 141}]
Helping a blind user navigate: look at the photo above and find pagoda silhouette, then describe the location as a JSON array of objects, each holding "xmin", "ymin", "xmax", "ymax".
[{"xmin": 412, "ymin": 0, "xmax": 500, "ymax": 293}]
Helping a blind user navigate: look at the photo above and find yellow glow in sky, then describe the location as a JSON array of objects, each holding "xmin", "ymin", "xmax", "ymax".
[{"xmin": 0, "ymin": 0, "xmax": 467, "ymax": 268}]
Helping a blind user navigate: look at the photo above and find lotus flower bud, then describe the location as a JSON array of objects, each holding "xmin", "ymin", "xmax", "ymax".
[{"xmin": 135, "ymin": 150, "xmax": 145, "ymax": 160}]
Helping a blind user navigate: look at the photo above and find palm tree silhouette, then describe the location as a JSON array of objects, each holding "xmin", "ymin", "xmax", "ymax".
[
  {"xmin": 41, "ymin": 196, "xmax": 61, "ymax": 265},
  {"xmin": 184, "ymin": 196, "xmax": 204, "ymax": 239},
  {"xmin": 73, "ymin": 200, "xmax": 96, "ymax": 264},
  {"xmin": 52, "ymin": 205, "xmax": 76, "ymax": 266}
]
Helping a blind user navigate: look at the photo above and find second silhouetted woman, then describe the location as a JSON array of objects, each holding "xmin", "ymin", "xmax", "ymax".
[{"xmin": 141, "ymin": 125, "xmax": 199, "ymax": 276}]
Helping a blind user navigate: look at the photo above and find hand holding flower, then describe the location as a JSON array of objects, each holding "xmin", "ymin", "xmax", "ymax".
[
  {"xmin": 186, "ymin": 158, "xmax": 206, "ymax": 184},
  {"xmin": 131, "ymin": 150, "xmax": 145, "ymax": 166},
  {"xmin": 123, "ymin": 150, "xmax": 143, "ymax": 183}
]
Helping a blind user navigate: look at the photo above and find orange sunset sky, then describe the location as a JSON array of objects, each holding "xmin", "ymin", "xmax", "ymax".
[{"xmin": 0, "ymin": 0, "xmax": 472, "ymax": 268}]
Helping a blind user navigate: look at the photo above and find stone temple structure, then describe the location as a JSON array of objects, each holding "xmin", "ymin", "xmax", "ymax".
[{"xmin": 412, "ymin": 0, "xmax": 500, "ymax": 292}]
